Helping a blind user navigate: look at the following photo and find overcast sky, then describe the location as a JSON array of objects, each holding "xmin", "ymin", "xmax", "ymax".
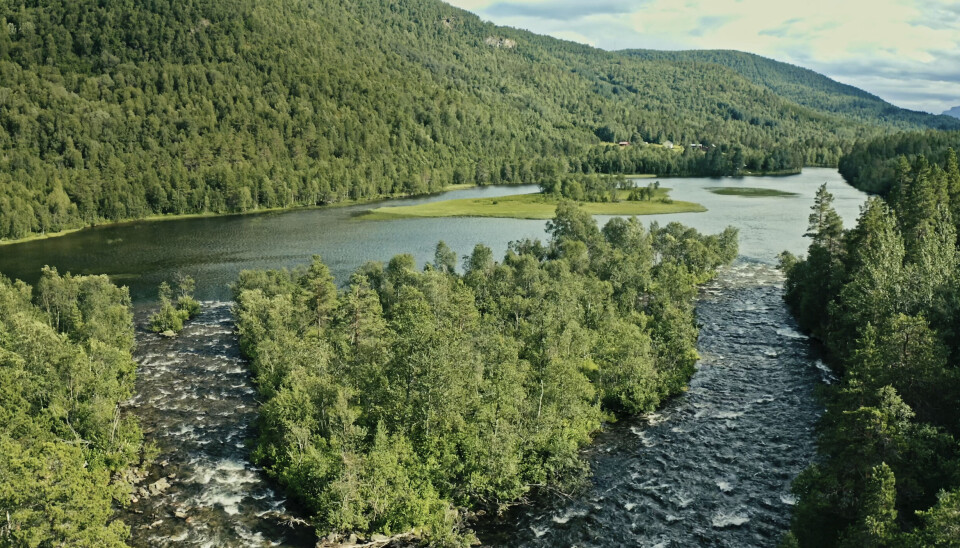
[{"xmin": 445, "ymin": 0, "xmax": 960, "ymax": 114}]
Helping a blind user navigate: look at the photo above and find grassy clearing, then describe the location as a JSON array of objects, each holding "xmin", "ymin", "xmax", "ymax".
[
  {"xmin": 359, "ymin": 189, "xmax": 706, "ymax": 221},
  {"xmin": 707, "ymin": 187, "xmax": 799, "ymax": 197}
]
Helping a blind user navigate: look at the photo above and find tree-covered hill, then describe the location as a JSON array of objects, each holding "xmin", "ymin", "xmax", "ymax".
[
  {"xmin": 1, "ymin": 0, "xmax": 955, "ymax": 241},
  {"xmin": 837, "ymin": 130, "xmax": 960, "ymax": 194},
  {"xmin": 623, "ymin": 49, "xmax": 960, "ymax": 131}
]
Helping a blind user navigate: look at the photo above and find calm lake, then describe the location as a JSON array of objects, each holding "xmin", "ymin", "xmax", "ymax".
[
  {"xmin": 0, "ymin": 168, "xmax": 867, "ymax": 547},
  {"xmin": 0, "ymin": 168, "xmax": 864, "ymax": 301}
]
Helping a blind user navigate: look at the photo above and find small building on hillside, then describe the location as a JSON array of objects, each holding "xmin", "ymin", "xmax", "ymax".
[
  {"xmin": 663, "ymin": 140, "xmax": 674, "ymax": 149},
  {"xmin": 618, "ymin": 141, "xmax": 630, "ymax": 147}
]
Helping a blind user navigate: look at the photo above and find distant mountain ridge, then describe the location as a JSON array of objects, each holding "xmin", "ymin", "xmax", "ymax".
[
  {"xmin": 622, "ymin": 49, "xmax": 960, "ymax": 130},
  {"xmin": 944, "ymin": 106, "xmax": 960, "ymax": 119},
  {"xmin": 0, "ymin": 0, "xmax": 957, "ymax": 241}
]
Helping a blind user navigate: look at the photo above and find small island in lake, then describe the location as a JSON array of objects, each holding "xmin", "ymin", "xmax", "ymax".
[
  {"xmin": 361, "ymin": 177, "xmax": 705, "ymax": 220},
  {"xmin": 707, "ymin": 187, "xmax": 799, "ymax": 197}
]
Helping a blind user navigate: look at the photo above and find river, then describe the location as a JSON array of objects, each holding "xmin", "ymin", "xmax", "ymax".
[{"xmin": 0, "ymin": 169, "xmax": 866, "ymax": 546}]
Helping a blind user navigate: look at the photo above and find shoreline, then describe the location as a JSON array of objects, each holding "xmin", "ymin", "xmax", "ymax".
[
  {"xmin": 0, "ymin": 184, "xmax": 480, "ymax": 248},
  {"xmin": 0, "ymin": 168, "xmax": 809, "ymax": 247}
]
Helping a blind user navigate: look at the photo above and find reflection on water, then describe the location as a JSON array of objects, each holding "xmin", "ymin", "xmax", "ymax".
[{"xmin": 0, "ymin": 169, "xmax": 863, "ymax": 301}]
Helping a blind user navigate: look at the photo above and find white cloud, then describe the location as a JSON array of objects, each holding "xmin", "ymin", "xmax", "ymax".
[{"xmin": 445, "ymin": 0, "xmax": 960, "ymax": 113}]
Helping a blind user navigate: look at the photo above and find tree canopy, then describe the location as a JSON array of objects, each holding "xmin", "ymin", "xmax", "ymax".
[
  {"xmin": 0, "ymin": 0, "xmax": 955, "ymax": 241},
  {"xmin": 0, "ymin": 268, "xmax": 142, "ymax": 546},
  {"xmin": 781, "ymin": 151, "xmax": 960, "ymax": 547},
  {"xmin": 233, "ymin": 204, "xmax": 738, "ymax": 543}
]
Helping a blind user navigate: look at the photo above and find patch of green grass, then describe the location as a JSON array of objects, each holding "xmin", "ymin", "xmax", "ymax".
[
  {"xmin": 358, "ymin": 189, "xmax": 706, "ymax": 220},
  {"xmin": 707, "ymin": 187, "xmax": 799, "ymax": 197}
]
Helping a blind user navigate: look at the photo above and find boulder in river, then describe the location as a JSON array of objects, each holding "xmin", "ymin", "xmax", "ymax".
[{"xmin": 148, "ymin": 477, "xmax": 171, "ymax": 495}]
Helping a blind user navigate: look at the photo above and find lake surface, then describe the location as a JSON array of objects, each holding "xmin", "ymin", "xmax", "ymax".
[
  {"xmin": 0, "ymin": 168, "xmax": 863, "ymax": 300},
  {"xmin": 0, "ymin": 169, "xmax": 867, "ymax": 547}
]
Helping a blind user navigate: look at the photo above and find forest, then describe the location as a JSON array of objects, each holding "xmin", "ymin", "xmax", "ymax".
[
  {"xmin": 624, "ymin": 50, "xmax": 960, "ymax": 133},
  {"xmin": 838, "ymin": 130, "xmax": 960, "ymax": 194},
  {"xmin": 0, "ymin": 268, "xmax": 143, "ymax": 546},
  {"xmin": 0, "ymin": 0, "xmax": 956, "ymax": 241},
  {"xmin": 232, "ymin": 203, "xmax": 738, "ymax": 543},
  {"xmin": 779, "ymin": 150, "xmax": 960, "ymax": 546}
]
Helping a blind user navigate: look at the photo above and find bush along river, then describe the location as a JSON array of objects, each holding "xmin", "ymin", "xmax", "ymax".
[
  {"xmin": 475, "ymin": 262, "xmax": 834, "ymax": 547},
  {"xmin": 0, "ymin": 169, "xmax": 866, "ymax": 546}
]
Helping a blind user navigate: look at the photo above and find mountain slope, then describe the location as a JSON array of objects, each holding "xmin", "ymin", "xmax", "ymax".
[
  {"xmin": 0, "ymin": 0, "xmax": 954, "ymax": 241},
  {"xmin": 944, "ymin": 106, "xmax": 960, "ymax": 119},
  {"xmin": 623, "ymin": 49, "xmax": 960, "ymax": 130}
]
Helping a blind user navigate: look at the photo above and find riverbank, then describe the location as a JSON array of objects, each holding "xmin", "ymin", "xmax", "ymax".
[
  {"xmin": 359, "ymin": 189, "xmax": 705, "ymax": 220},
  {"xmin": 739, "ymin": 168, "xmax": 803, "ymax": 177},
  {"xmin": 0, "ymin": 184, "xmax": 480, "ymax": 248},
  {"xmin": 475, "ymin": 263, "xmax": 824, "ymax": 546}
]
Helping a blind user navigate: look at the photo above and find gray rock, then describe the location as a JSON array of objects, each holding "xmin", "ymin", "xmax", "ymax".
[{"xmin": 148, "ymin": 477, "xmax": 171, "ymax": 495}]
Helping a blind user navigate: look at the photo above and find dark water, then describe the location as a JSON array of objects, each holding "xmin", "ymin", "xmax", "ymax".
[
  {"xmin": 477, "ymin": 263, "xmax": 833, "ymax": 547},
  {"xmin": 0, "ymin": 169, "xmax": 866, "ymax": 546}
]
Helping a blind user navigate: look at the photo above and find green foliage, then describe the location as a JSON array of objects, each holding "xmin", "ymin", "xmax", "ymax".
[
  {"xmin": 838, "ymin": 132, "xmax": 960, "ymax": 194},
  {"xmin": 232, "ymin": 204, "xmax": 738, "ymax": 542},
  {"xmin": 624, "ymin": 50, "xmax": 960, "ymax": 137},
  {"xmin": 0, "ymin": 0, "xmax": 953, "ymax": 241},
  {"xmin": 148, "ymin": 275, "xmax": 200, "ymax": 334},
  {"xmin": 784, "ymin": 151, "xmax": 960, "ymax": 546},
  {"xmin": 0, "ymin": 271, "xmax": 141, "ymax": 547}
]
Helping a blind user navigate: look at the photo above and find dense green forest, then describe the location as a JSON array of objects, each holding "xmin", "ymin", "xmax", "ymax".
[
  {"xmin": 838, "ymin": 130, "xmax": 960, "ymax": 194},
  {"xmin": 779, "ymin": 152, "xmax": 960, "ymax": 546},
  {"xmin": 624, "ymin": 50, "xmax": 960, "ymax": 132},
  {"xmin": 0, "ymin": 268, "xmax": 142, "ymax": 546},
  {"xmin": 232, "ymin": 203, "xmax": 737, "ymax": 543},
  {"xmin": 0, "ymin": 0, "xmax": 955, "ymax": 241}
]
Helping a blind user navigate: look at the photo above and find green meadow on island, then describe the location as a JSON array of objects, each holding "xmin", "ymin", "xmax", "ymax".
[
  {"xmin": 707, "ymin": 187, "xmax": 799, "ymax": 197},
  {"xmin": 361, "ymin": 187, "xmax": 705, "ymax": 220}
]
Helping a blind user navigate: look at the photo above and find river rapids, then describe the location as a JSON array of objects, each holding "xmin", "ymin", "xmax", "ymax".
[{"xmin": 120, "ymin": 262, "xmax": 828, "ymax": 547}]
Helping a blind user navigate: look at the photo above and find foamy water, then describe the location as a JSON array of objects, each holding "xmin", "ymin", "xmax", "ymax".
[
  {"xmin": 476, "ymin": 263, "xmax": 824, "ymax": 547},
  {"xmin": 122, "ymin": 303, "xmax": 312, "ymax": 547}
]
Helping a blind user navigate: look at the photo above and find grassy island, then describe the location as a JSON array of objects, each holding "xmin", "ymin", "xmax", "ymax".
[
  {"xmin": 707, "ymin": 187, "xmax": 799, "ymax": 197},
  {"xmin": 359, "ymin": 189, "xmax": 705, "ymax": 221}
]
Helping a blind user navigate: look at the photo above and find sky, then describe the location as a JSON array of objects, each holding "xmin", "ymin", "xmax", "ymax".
[{"xmin": 445, "ymin": 0, "xmax": 960, "ymax": 114}]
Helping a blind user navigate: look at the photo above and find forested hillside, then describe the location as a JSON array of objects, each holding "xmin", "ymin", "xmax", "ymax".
[
  {"xmin": 233, "ymin": 204, "xmax": 738, "ymax": 543},
  {"xmin": 838, "ymin": 130, "xmax": 960, "ymax": 194},
  {"xmin": 0, "ymin": 269, "xmax": 142, "ymax": 546},
  {"xmin": 0, "ymin": 0, "xmax": 954, "ymax": 241},
  {"xmin": 779, "ymin": 151, "xmax": 960, "ymax": 546},
  {"xmin": 624, "ymin": 50, "xmax": 960, "ymax": 131}
]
